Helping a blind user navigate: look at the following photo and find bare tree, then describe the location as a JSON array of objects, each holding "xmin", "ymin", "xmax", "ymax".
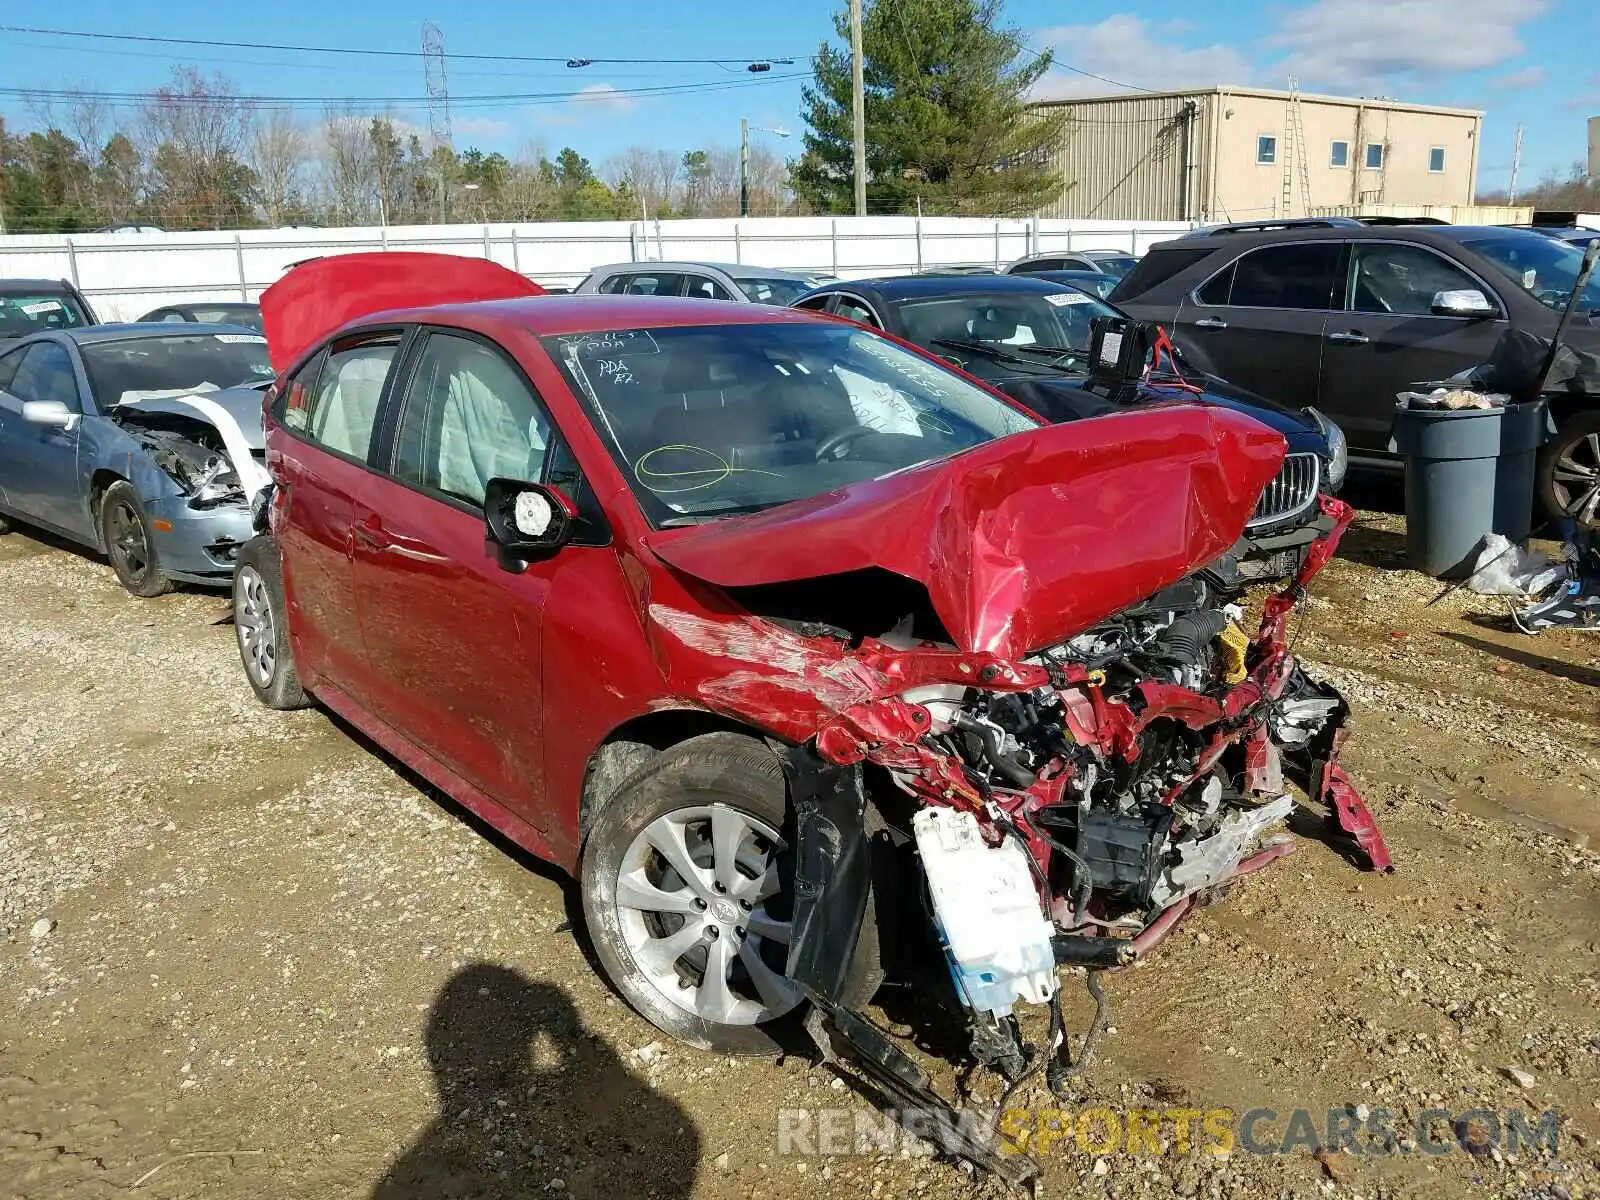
[
  {"xmin": 250, "ymin": 109, "xmax": 308, "ymax": 226},
  {"xmin": 602, "ymin": 145, "xmax": 680, "ymax": 217},
  {"xmin": 139, "ymin": 67, "xmax": 257, "ymax": 228},
  {"xmin": 318, "ymin": 104, "xmax": 377, "ymax": 224}
]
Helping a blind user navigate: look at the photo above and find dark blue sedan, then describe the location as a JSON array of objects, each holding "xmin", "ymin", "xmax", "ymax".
[
  {"xmin": 790, "ymin": 272, "xmax": 1348, "ymax": 579},
  {"xmin": 0, "ymin": 325, "xmax": 277, "ymax": 595}
]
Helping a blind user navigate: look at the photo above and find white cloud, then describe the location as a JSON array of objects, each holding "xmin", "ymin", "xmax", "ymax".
[
  {"xmin": 1264, "ymin": 0, "xmax": 1550, "ymax": 94},
  {"xmin": 453, "ymin": 116, "xmax": 514, "ymax": 139},
  {"xmin": 571, "ymin": 83, "xmax": 637, "ymax": 115},
  {"xmin": 1032, "ymin": 15, "xmax": 1254, "ymax": 99},
  {"xmin": 1489, "ymin": 65, "xmax": 1549, "ymax": 90}
]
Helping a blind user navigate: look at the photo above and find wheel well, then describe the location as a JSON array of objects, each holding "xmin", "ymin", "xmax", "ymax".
[
  {"xmin": 578, "ymin": 709, "xmax": 773, "ymax": 840},
  {"xmin": 1544, "ymin": 395, "xmax": 1599, "ymax": 432},
  {"xmin": 88, "ymin": 470, "xmax": 127, "ymax": 541}
]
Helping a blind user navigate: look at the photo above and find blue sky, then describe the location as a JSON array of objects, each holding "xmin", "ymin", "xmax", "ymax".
[{"xmin": 0, "ymin": 0, "xmax": 1590, "ymax": 194}]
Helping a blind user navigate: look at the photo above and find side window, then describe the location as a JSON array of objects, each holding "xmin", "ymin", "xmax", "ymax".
[
  {"xmin": 794, "ymin": 295, "xmax": 833, "ymax": 312},
  {"xmin": 277, "ymin": 351, "xmax": 326, "ymax": 433},
  {"xmin": 834, "ymin": 297, "xmax": 881, "ymax": 327},
  {"xmin": 1348, "ymin": 244, "xmax": 1488, "ymax": 317},
  {"xmin": 1020, "ymin": 258, "xmax": 1065, "ymax": 273},
  {"xmin": 393, "ymin": 333, "xmax": 552, "ymax": 508},
  {"xmin": 621, "ymin": 273, "xmax": 685, "ymax": 297},
  {"xmin": 597, "ymin": 273, "xmax": 630, "ymax": 295},
  {"xmin": 0, "ymin": 346, "xmax": 25, "ymax": 393},
  {"xmin": 158, "ymin": 311, "xmax": 191, "ymax": 323},
  {"xmin": 300, "ymin": 336, "xmax": 401, "ymax": 460},
  {"xmin": 10, "ymin": 342, "xmax": 80, "ymax": 410},
  {"xmin": 684, "ymin": 275, "xmax": 732, "ymax": 301},
  {"xmin": 1061, "ymin": 257, "xmax": 1092, "ymax": 272},
  {"xmin": 1200, "ymin": 243, "xmax": 1342, "ymax": 310}
]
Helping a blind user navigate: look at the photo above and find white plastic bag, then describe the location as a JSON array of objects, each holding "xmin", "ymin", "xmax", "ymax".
[{"xmin": 1465, "ymin": 534, "xmax": 1564, "ymax": 597}]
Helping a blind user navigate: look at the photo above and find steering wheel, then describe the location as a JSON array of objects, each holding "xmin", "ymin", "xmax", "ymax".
[{"xmin": 814, "ymin": 424, "xmax": 875, "ymax": 462}]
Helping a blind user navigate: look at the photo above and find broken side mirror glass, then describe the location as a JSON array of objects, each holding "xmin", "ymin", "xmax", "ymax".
[
  {"xmin": 1431, "ymin": 289, "xmax": 1495, "ymax": 319},
  {"xmin": 483, "ymin": 478, "xmax": 576, "ymax": 559}
]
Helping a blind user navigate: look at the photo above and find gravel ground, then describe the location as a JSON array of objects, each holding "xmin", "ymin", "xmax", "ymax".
[{"xmin": 1, "ymin": 509, "xmax": 1597, "ymax": 1200}]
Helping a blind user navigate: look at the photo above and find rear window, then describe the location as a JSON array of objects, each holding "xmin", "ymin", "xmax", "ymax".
[
  {"xmin": 0, "ymin": 291, "xmax": 90, "ymax": 338},
  {"xmin": 1109, "ymin": 247, "xmax": 1214, "ymax": 302}
]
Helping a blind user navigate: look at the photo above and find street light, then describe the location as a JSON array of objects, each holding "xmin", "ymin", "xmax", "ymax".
[{"xmin": 740, "ymin": 119, "xmax": 791, "ymax": 218}]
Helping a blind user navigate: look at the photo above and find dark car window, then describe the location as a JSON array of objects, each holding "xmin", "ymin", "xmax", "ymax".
[
  {"xmin": 1088, "ymin": 255, "xmax": 1138, "ymax": 278},
  {"xmin": 1198, "ymin": 243, "xmax": 1342, "ymax": 310},
  {"xmin": 10, "ymin": 341, "xmax": 79, "ymax": 409},
  {"xmin": 293, "ymin": 335, "xmax": 401, "ymax": 461},
  {"xmin": 1013, "ymin": 258, "xmax": 1065, "ymax": 274},
  {"xmin": 610, "ymin": 273, "xmax": 686, "ymax": 297},
  {"xmin": 1112, "ymin": 247, "xmax": 1214, "ymax": 302},
  {"xmin": 393, "ymin": 332, "xmax": 552, "ymax": 508},
  {"xmin": 80, "ymin": 332, "xmax": 275, "ymax": 408},
  {"xmin": 543, "ymin": 322, "xmax": 1038, "ymax": 526},
  {"xmin": 683, "ymin": 275, "xmax": 733, "ymax": 301},
  {"xmin": 899, "ymin": 290, "xmax": 1115, "ymax": 357},
  {"xmin": 793, "ymin": 295, "xmax": 833, "ymax": 313},
  {"xmin": 1458, "ymin": 233, "xmax": 1600, "ymax": 314},
  {"xmin": 1348, "ymin": 244, "xmax": 1488, "ymax": 316},
  {"xmin": 0, "ymin": 345, "xmax": 26, "ymax": 392},
  {"xmin": 834, "ymin": 296, "xmax": 882, "ymax": 327},
  {"xmin": 189, "ymin": 305, "xmax": 265, "ymax": 331},
  {"xmin": 0, "ymin": 291, "xmax": 91, "ymax": 338}
]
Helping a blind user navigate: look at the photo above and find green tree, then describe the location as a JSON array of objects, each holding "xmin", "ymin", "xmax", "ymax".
[
  {"xmin": 680, "ymin": 149, "xmax": 712, "ymax": 216},
  {"xmin": 793, "ymin": 0, "xmax": 1066, "ymax": 216}
]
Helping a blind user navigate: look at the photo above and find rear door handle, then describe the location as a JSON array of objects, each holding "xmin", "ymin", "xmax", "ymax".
[
  {"xmin": 353, "ymin": 515, "xmax": 393, "ymax": 550},
  {"xmin": 1327, "ymin": 330, "xmax": 1370, "ymax": 345},
  {"xmin": 1193, "ymin": 317, "xmax": 1227, "ymax": 330}
]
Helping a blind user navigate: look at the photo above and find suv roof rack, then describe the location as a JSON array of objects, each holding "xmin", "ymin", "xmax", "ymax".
[
  {"xmin": 1181, "ymin": 216, "xmax": 1365, "ymax": 238},
  {"xmin": 1353, "ymin": 215, "xmax": 1451, "ymax": 225}
]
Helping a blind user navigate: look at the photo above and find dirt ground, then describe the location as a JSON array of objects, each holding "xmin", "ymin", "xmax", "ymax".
[{"xmin": 2, "ymin": 499, "xmax": 1598, "ymax": 1200}]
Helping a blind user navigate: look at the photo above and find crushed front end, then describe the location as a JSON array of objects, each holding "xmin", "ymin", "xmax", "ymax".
[{"xmin": 778, "ymin": 496, "xmax": 1390, "ymax": 1184}]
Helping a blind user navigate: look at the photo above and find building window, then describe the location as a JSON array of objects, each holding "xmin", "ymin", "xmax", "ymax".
[
  {"xmin": 1330, "ymin": 140, "xmax": 1350, "ymax": 168},
  {"xmin": 1257, "ymin": 135, "xmax": 1277, "ymax": 165},
  {"xmin": 1428, "ymin": 146, "xmax": 1446, "ymax": 173},
  {"xmin": 1365, "ymin": 142, "xmax": 1385, "ymax": 170}
]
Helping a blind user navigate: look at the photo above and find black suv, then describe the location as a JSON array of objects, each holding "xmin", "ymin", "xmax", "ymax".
[{"xmin": 1111, "ymin": 219, "xmax": 1600, "ymax": 524}]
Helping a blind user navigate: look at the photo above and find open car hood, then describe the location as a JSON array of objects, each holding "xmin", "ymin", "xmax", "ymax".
[
  {"xmin": 645, "ymin": 407, "xmax": 1286, "ymax": 659},
  {"xmin": 258, "ymin": 251, "xmax": 545, "ymax": 371}
]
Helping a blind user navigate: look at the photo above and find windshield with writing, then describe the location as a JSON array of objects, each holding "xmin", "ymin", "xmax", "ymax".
[
  {"xmin": 1461, "ymin": 234, "xmax": 1600, "ymax": 314},
  {"xmin": 83, "ymin": 333, "xmax": 276, "ymax": 406},
  {"xmin": 898, "ymin": 290, "xmax": 1118, "ymax": 374},
  {"xmin": 543, "ymin": 322, "xmax": 1039, "ymax": 525}
]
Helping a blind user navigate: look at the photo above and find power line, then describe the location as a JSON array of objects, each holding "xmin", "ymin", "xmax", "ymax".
[
  {"xmin": 0, "ymin": 24, "xmax": 799, "ymax": 68},
  {"xmin": 1015, "ymin": 37, "xmax": 1158, "ymax": 97}
]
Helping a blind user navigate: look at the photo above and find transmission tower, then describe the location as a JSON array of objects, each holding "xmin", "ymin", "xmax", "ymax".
[{"xmin": 422, "ymin": 21, "xmax": 453, "ymax": 154}]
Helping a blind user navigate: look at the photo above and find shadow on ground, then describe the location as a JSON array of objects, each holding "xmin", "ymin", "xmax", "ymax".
[
  {"xmin": 372, "ymin": 964, "xmax": 701, "ymax": 1200},
  {"xmin": 1440, "ymin": 629, "xmax": 1600, "ymax": 689}
]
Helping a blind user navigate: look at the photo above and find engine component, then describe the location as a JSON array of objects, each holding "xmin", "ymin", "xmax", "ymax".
[
  {"xmin": 912, "ymin": 808, "xmax": 1056, "ymax": 1018},
  {"xmin": 1038, "ymin": 804, "xmax": 1171, "ymax": 904},
  {"xmin": 1148, "ymin": 794, "xmax": 1295, "ymax": 908}
]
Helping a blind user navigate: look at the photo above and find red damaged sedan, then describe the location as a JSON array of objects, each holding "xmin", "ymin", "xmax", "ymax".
[{"xmin": 236, "ymin": 253, "xmax": 1388, "ymax": 1179}]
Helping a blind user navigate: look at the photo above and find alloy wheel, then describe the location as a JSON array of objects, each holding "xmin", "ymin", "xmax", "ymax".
[
  {"xmin": 613, "ymin": 803, "xmax": 801, "ymax": 1027},
  {"xmin": 107, "ymin": 500, "xmax": 151, "ymax": 583},
  {"xmin": 235, "ymin": 565, "xmax": 277, "ymax": 687},
  {"xmin": 1553, "ymin": 431, "xmax": 1600, "ymax": 525}
]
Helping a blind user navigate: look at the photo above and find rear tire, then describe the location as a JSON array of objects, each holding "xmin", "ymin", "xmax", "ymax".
[
  {"xmin": 1540, "ymin": 410, "xmax": 1600, "ymax": 530},
  {"xmin": 0, "ymin": 513, "xmax": 12, "ymax": 535},
  {"xmin": 581, "ymin": 732, "xmax": 882, "ymax": 1055},
  {"xmin": 98, "ymin": 480, "xmax": 171, "ymax": 597},
  {"xmin": 233, "ymin": 536, "xmax": 309, "ymax": 710}
]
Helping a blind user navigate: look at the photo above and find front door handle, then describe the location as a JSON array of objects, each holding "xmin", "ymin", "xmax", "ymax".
[
  {"xmin": 353, "ymin": 515, "xmax": 393, "ymax": 550},
  {"xmin": 1193, "ymin": 317, "xmax": 1227, "ymax": 330},
  {"xmin": 1327, "ymin": 330, "xmax": 1370, "ymax": 345}
]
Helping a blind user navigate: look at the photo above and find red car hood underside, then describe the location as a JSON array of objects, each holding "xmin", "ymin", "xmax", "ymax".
[
  {"xmin": 646, "ymin": 407, "xmax": 1286, "ymax": 660},
  {"xmin": 258, "ymin": 251, "xmax": 545, "ymax": 371}
]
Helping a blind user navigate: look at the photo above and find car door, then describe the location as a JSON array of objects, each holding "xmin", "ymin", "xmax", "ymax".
[
  {"xmin": 349, "ymin": 328, "xmax": 594, "ymax": 828},
  {"xmin": 270, "ymin": 329, "xmax": 406, "ymax": 700},
  {"xmin": 681, "ymin": 273, "xmax": 735, "ymax": 301},
  {"xmin": 0, "ymin": 344, "xmax": 26, "ymax": 511},
  {"xmin": 1317, "ymin": 241, "xmax": 1510, "ymax": 452},
  {"xmin": 0, "ymin": 340, "xmax": 92, "ymax": 539},
  {"xmin": 1172, "ymin": 240, "xmax": 1344, "ymax": 410}
]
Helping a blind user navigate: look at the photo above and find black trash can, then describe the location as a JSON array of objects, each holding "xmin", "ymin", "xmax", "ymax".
[{"xmin": 1388, "ymin": 398, "xmax": 1551, "ymax": 578}]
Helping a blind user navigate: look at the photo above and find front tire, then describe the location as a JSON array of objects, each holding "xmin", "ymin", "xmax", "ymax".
[
  {"xmin": 1540, "ymin": 410, "xmax": 1600, "ymax": 529},
  {"xmin": 581, "ymin": 732, "xmax": 881, "ymax": 1055},
  {"xmin": 233, "ymin": 537, "xmax": 309, "ymax": 710},
  {"xmin": 98, "ymin": 480, "xmax": 171, "ymax": 597}
]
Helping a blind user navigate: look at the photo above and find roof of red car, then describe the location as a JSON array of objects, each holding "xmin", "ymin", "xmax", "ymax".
[{"xmin": 365, "ymin": 294, "xmax": 830, "ymax": 339}]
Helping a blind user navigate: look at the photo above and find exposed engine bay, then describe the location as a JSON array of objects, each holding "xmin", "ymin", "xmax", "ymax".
[
  {"xmin": 777, "ymin": 496, "xmax": 1391, "ymax": 1186},
  {"xmin": 110, "ymin": 389, "xmax": 270, "ymax": 510}
]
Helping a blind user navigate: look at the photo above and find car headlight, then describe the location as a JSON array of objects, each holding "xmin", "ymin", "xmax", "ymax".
[{"xmin": 1306, "ymin": 407, "xmax": 1347, "ymax": 492}]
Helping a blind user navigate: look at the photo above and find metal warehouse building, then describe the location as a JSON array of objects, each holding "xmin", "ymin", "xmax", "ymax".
[{"xmin": 1032, "ymin": 87, "xmax": 1483, "ymax": 223}]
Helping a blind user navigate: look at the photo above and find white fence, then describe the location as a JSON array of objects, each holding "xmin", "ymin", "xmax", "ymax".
[{"xmin": 0, "ymin": 215, "xmax": 1192, "ymax": 322}]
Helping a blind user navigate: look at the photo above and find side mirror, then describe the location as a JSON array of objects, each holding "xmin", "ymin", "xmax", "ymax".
[
  {"xmin": 1431, "ymin": 289, "xmax": 1495, "ymax": 319},
  {"xmin": 21, "ymin": 399, "xmax": 78, "ymax": 431},
  {"xmin": 484, "ymin": 478, "xmax": 576, "ymax": 558}
]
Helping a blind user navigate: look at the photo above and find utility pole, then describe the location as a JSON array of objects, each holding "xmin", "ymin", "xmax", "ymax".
[
  {"xmin": 1508, "ymin": 122, "xmax": 1525, "ymax": 205},
  {"xmin": 850, "ymin": 0, "xmax": 867, "ymax": 217},
  {"xmin": 740, "ymin": 117, "xmax": 750, "ymax": 219}
]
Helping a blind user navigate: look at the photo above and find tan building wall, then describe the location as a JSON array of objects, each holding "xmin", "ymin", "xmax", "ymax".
[{"xmin": 1034, "ymin": 88, "xmax": 1482, "ymax": 223}]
